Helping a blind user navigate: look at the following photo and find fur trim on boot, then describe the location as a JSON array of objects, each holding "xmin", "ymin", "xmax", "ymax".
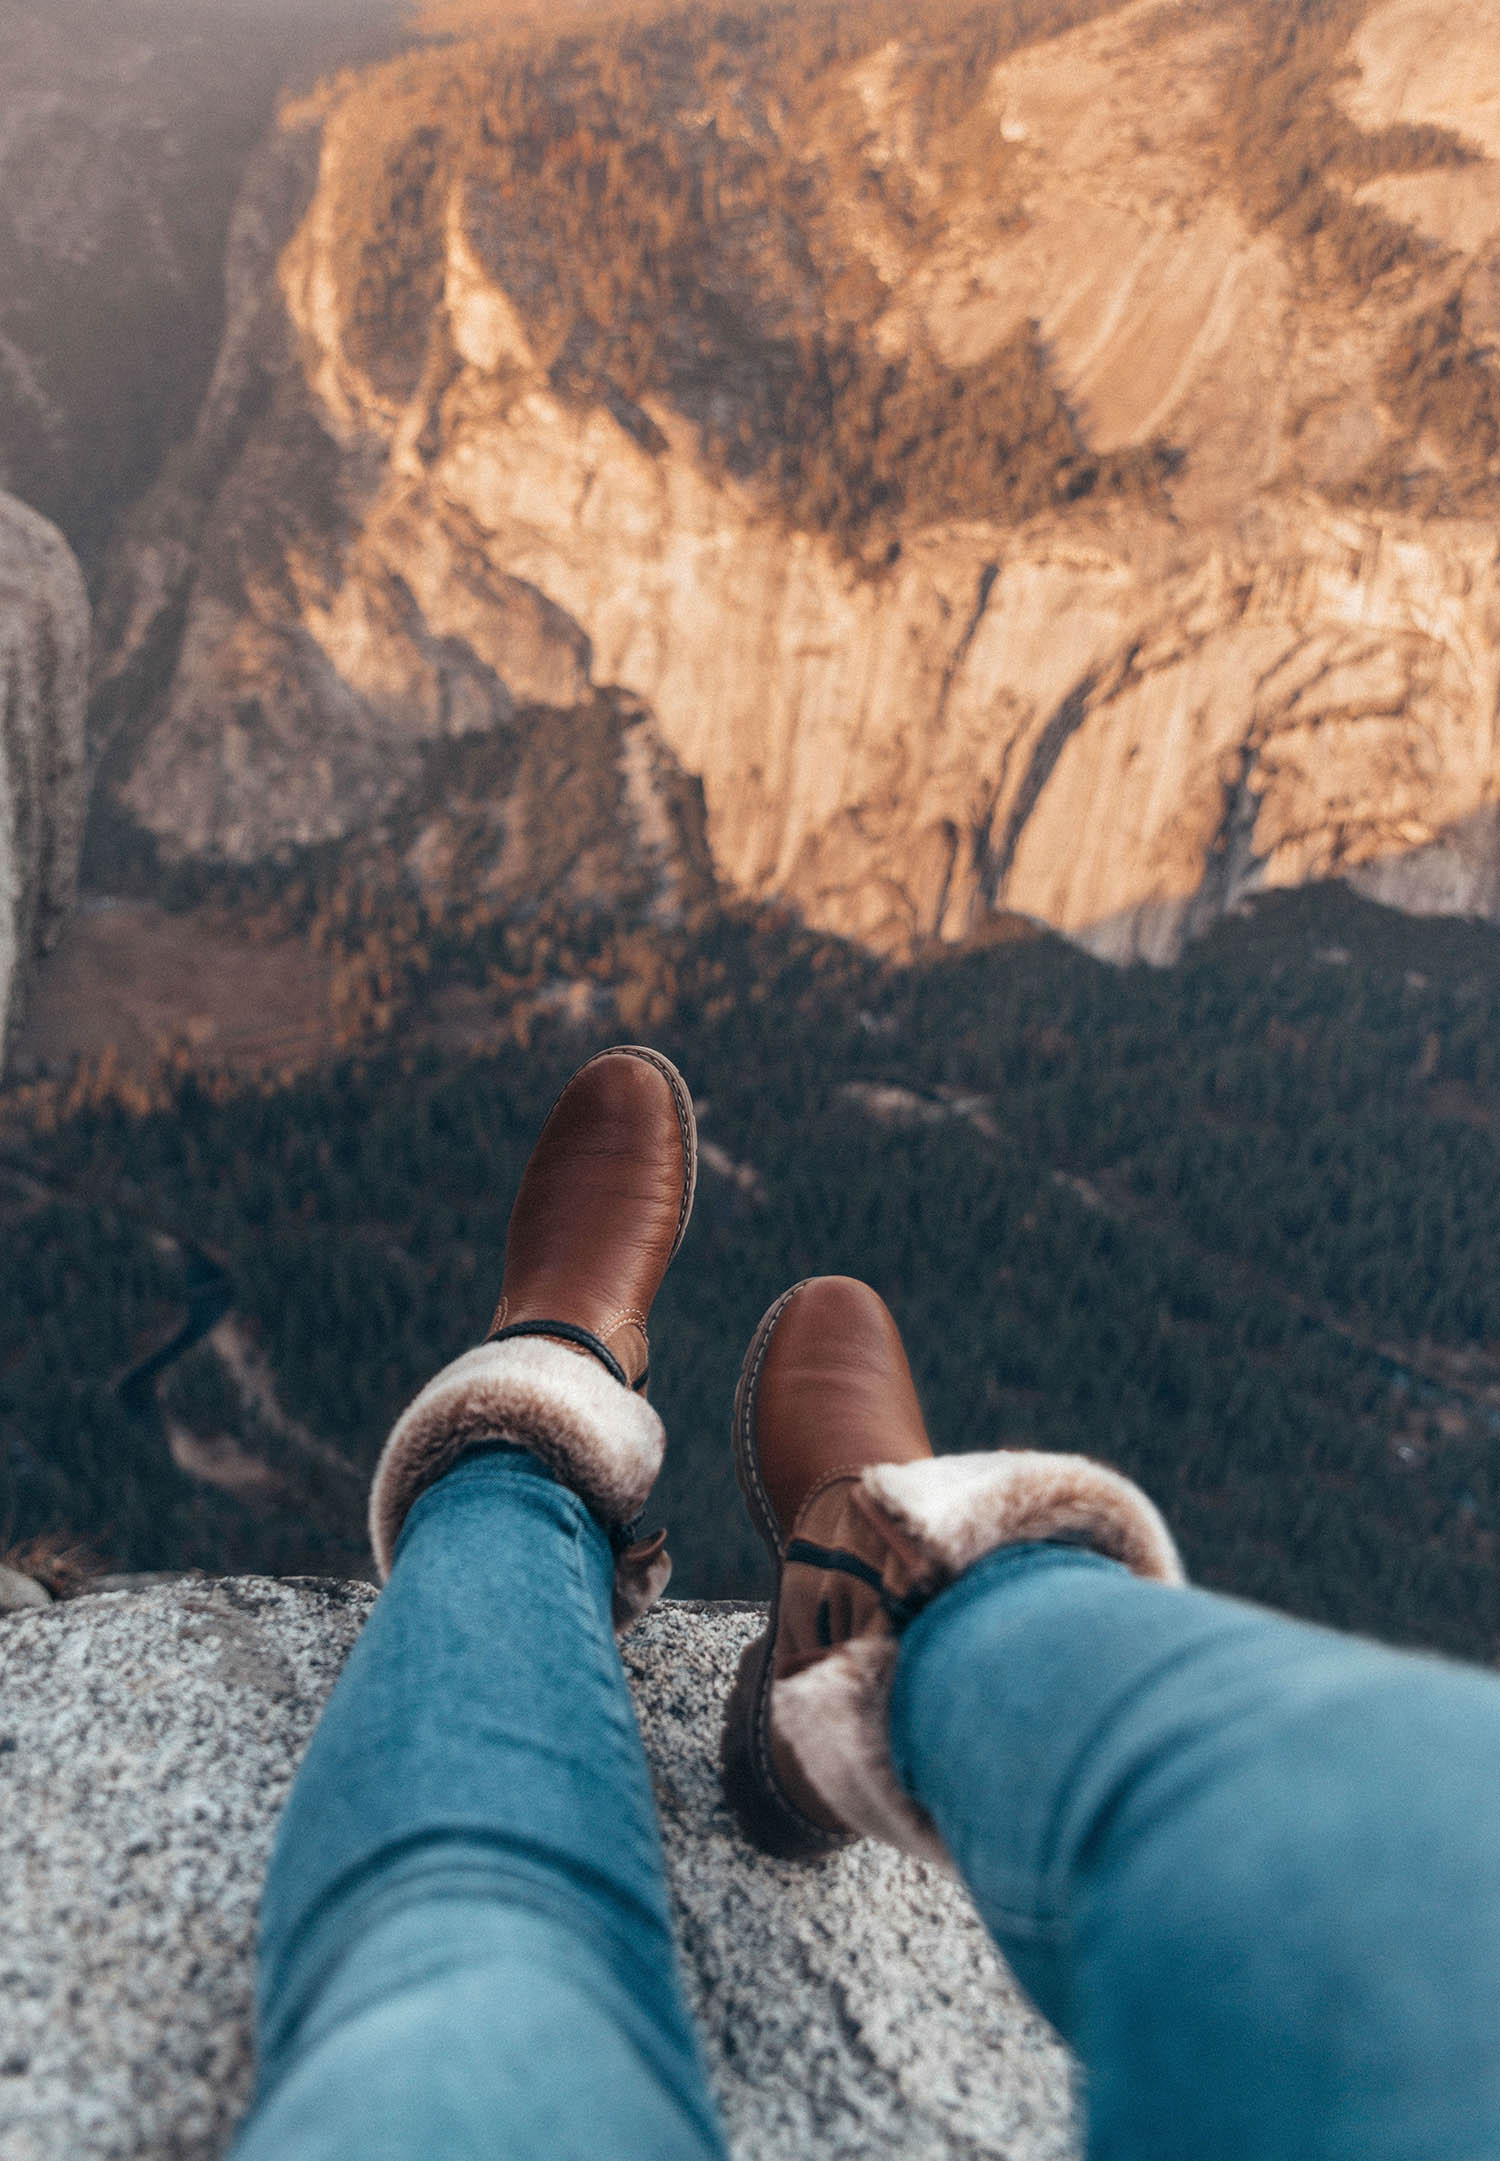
[
  {"xmin": 770, "ymin": 1449, "xmax": 1185, "ymax": 1862},
  {"xmin": 369, "ymin": 1337, "xmax": 668, "ymax": 1625}
]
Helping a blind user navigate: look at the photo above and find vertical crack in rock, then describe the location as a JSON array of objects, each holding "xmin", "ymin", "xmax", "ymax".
[
  {"xmin": 929, "ymin": 562, "xmax": 1003, "ymax": 941},
  {"xmin": 991, "ymin": 675, "xmax": 1098, "ymax": 903},
  {"xmin": 1183, "ymin": 740, "xmax": 1264, "ymax": 944},
  {"xmin": 934, "ymin": 561, "xmax": 1001, "ymax": 738}
]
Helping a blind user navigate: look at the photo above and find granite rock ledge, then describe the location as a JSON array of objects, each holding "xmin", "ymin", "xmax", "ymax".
[{"xmin": 0, "ymin": 1578, "xmax": 1077, "ymax": 2160}]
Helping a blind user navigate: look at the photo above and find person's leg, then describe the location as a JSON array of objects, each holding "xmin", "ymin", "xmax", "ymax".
[
  {"xmin": 235, "ymin": 1445, "xmax": 725, "ymax": 2161},
  {"xmin": 721, "ymin": 1276, "xmax": 1500, "ymax": 2161},
  {"xmin": 236, "ymin": 1044, "xmax": 716, "ymax": 2159},
  {"xmin": 889, "ymin": 1542, "xmax": 1500, "ymax": 2161}
]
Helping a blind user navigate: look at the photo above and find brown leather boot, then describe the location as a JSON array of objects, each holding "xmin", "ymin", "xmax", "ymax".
[
  {"xmin": 720, "ymin": 1277, "xmax": 1186, "ymax": 1863},
  {"xmin": 369, "ymin": 1046, "xmax": 697, "ymax": 1625},
  {"xmin": 485, "ymin": 1042, "xmax": 697, "ymax": 1392}
]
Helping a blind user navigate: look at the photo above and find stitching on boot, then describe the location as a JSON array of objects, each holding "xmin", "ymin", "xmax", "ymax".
[
  {"xmin": 735, "ymin": 1282, "xmax": 806, "ymax": 1548},
  {"xmin": 788, "ymin": 1466, "xmax": 874, "ymax": 1532},
  {"xmin": 593, "ymin": 1046, "xmax": 697, "ymax": 1255}
]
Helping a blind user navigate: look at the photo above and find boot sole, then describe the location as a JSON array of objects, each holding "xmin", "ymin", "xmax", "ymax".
[{"xmin": 720, "ymin": 1284, "xmax": 851, "ymax": 1861}]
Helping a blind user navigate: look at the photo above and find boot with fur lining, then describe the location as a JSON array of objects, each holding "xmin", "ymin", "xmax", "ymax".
[
  {"xmin": 717, "ymin": 1274, "xmax": 1186, "ymax": 1866},
  {"xmin": 764, "ymin": 1450, "xmax": 1185, "ymax": 1864},
  {"xmin": 368, "ymin": 1045, "xmax": 696, "ymax": 1630},
  {"xmin": 368, "ymin": 1335, "xmax": 672, "ymax": 1628}
]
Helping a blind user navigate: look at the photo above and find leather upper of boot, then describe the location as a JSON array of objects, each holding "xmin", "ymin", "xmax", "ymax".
[
  {"xmin": 750, "ymin": 1276, "xmax": 933, "ymax": 1542},
  {"xmin": 735, "ymin": 1276, "xmax": 935, "ymax": 1834},
  {"xmin": 750, "ymin": 1279, "xmax": 934, "ymax": 1687},
  {"xmin": 727, "ymin": 1278, "xmax": 1186, "ymax": 1856},
  {"xmin": 488, "ymin": 1047, "xmax": 696, "ymax": 1389}
]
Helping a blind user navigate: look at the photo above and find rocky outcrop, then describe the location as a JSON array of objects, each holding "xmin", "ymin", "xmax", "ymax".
[
  {"xmin": 0, "ymin": 1579, "xmax": 1075, "ymax": 2160},
  {"xmin": 0, "ymin": 1562, "xmax": 49, "ymax": 1611},
  {"xmin": 92, "ymin": 0, "xmax": 1500, "ymax": 961},
  {"xmin": 0, "ymin": 492, "xmax": 88, "ymax": 1064},
  {"xmin": 85, "ymin": 102, "xmax": 716, "ymax": 925}
]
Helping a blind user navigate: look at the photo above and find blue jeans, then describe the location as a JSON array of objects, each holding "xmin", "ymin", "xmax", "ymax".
[
  {"xmin": 235, "ymin": 1449, "xmax": 728, "ymax": 2161},
  {"xmin": 236, "ymin": 1454, "xmax": 1500, "ymax": 2160},
  {"xmin": 892, "ymin": 1543, "xmax": 1500, "ymax": 2161}
]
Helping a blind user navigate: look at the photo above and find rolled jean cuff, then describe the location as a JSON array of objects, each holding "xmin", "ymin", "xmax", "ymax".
[{"xmin": 369, "ymin": 1337, "xmax": 667, "ymax": 1578}]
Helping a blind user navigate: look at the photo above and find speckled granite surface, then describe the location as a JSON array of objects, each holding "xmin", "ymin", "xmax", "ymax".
[{"xmin": 0, "ymin": 1581, "xmax": 1076, "ymax": 2160}]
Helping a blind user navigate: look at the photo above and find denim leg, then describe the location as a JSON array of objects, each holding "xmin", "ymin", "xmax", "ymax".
[
  {"xmin": 889, "ymin": 1542, "xmax": 1500, "ymax": 2161},
  {"xmin": 234, "ymin": 1448, "xmax": 726, "ymax": 2161}
]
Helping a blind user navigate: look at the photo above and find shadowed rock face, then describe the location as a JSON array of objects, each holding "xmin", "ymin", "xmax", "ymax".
[
  {"xmin": 0, "ymin": 0, "xmax": 410, "ymax": 577},
  {"xmin": 0, "ymin": 1578, "xmax": 1076, "ymax": 2160},
  {"xmin": 91, "ymin": 0, "xmax": 1500, "ymax": 962},
  {"xmin": 0, "ymin": 492, "xmax": 88, "ymax": 1065}
]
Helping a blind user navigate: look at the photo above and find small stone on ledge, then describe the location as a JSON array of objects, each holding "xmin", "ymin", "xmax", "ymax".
[{"xmin": 0, "ymin": 1564, "xmax": 51, "ymax": 1613}]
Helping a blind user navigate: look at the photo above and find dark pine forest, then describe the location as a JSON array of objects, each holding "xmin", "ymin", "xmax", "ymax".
[{"xmin": 6, "ymin": 882, "xmax": 1500, "ymax": 1668}]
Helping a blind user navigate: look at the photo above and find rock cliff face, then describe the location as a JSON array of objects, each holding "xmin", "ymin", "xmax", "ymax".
[
  {"xmin": 93, "ymin": 0, "xmax": 1500, "ymax": 961},
  {"xmin": 0, "ymin": 1579, "xmax": 1076, "ymax": 2160},
  {"xmin": 0, "ymin": 492, "xmax": 88, "ymax": 1063}
]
